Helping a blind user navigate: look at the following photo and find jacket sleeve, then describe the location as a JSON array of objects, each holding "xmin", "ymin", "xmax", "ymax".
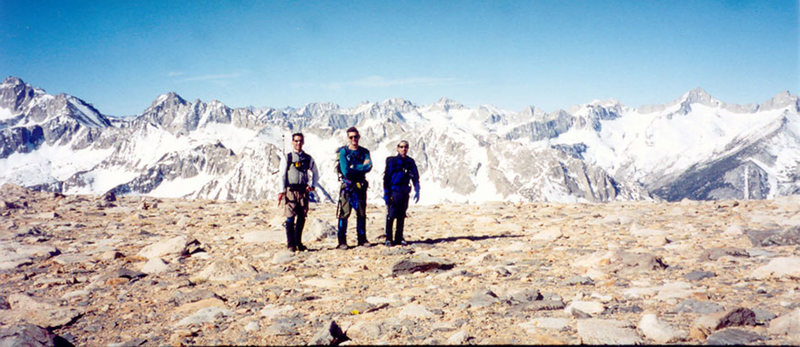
[
  {"xmin": 383, "ymin": 157, "xmax": 392, "ymax": 192},
  {"xmin": 411, "ymin": 158, "xmax": 420, "ymax": 193},
  {"xmin": 278, "ymin": 153, "xmax": 289, "ymax": 191},
  {"xmin": 309, "ymin": 156, "xmax": 319, "ymax": 188},
  {"xmin": 338, "ymin": 147, "xmax": 349, "ymax": 178},
  {"xmin": 350, "ymin": 148, "xmax": 373, "ymax": 173}
]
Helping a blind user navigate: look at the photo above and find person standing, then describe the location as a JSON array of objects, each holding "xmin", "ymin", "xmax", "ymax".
[
  {"xmin": 336, "ymin": 127, "xmax": 372, "ymax": 248},
  {"xmin": 278, "ymin": 132, "xmax": 319, "ymax": 252},
  {"xmin": 382, "ymin": 140, "xmax": 420, "ymax": 246}
]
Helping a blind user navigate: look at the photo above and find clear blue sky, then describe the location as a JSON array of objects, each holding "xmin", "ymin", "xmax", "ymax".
[{"xmin": 1, "ymin": 0, "xmax": 798, "ymax": 116}]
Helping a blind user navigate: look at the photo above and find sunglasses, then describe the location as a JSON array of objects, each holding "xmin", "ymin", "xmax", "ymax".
[
  {"xmin": 398, "ymin": 145, "xmax": 408, "ymax": 148},
  {"xmin": 349, "ymin": 135, "xmax": 360, "ymax": 139},
  {"xmin": 293, "ymin": 139, "xmax": 303, "ymax": 143}
]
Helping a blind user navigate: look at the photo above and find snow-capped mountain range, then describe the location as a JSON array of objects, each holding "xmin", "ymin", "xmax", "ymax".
[{"xmin": 1, "ymin": 76, "xmax": 798, "ymax": 203}]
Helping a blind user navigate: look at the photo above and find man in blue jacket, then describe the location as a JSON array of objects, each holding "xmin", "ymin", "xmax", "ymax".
[
  {"xmin": 383, "ymin": 140, "xmax": 420, "ymax": 246},
  {"xmin": 336, "ymin": 127, "xmax": 372, "ymax": 248}
]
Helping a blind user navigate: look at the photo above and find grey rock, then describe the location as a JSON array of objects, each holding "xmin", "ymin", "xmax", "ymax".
[
  {"xmin": 767, "ymin": 308, "xmax": 800, "ymax": 337},
  {"xmin": 706, "ymin": 328, "xmax": 764, "ymax": 345},
  {"xmin": 676, "ymin": 299, "xmax": 724, "ymax": 315},
  {"xmin": 752, "ymin": 308, "xmax": 777, "ymax": 324},
  {"xmin": 468, "ymin": 289, "xmax": 499, "ymax": 308},
  {"xmin": 615, "ymin": 251, "xmax": 668, "ymax": 270},
  {"xmin": 577, "ymin": 318, "xmax": 642, "ymax": 345},
  {"xmin": 562, "ymin": 275, "xmax": 595, "ymax": 286},
  {"xmin": 684, "ymin": 270, "xmax": 717, "ymax": 281},
  {"xmin": 745, "ymin": 226, "xmax": 800, "ymax": 247},
  {"xmin": 0, "ymin": 324, "xmax": 68, "ymax": 347},
  {"xmin": 506, "ymin": 288, "xmax": 543, "ymax": 304},
  {"xmin": 309, "ymin": 320, "xmax": 349, "ymax": 345},
  {"xmin": 699, "ymin": 247, "xmax": 749, "ymax": 261},
  {"xmin": 391, "ymin": 253, "xmax": 454, "ymax": 275},
  {"xmin": 174, "ymin": 307, "xmax": 232, "ymax": 327}
]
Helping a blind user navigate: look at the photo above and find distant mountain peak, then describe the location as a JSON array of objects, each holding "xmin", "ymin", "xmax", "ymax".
[
  {"xmin": 431, "ymin": 97, "xmax": 465, "ymax": 111},
  {"xmin": 681, "ymin": 87, "xmax": 722, "ymax": 106},
  {"xmin": 761, "ymin": 90, "xmax": 800, "ymax": 111}
]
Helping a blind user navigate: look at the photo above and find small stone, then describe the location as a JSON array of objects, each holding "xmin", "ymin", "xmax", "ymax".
[
  {"xmin": 398, "ymin": 304, "xmax": 434, "ymax": 318},
  {"xmin": 767, "ymin": 308, "xmax": 800, "ymax": 337},
  {"xmin": 691, "ymin": 307, "xmax": 756, "ymax": 339},
  {"xmin": 391, "ymin": 253, "xmax": 454, "ymax": 275},
  {"xmin": 638, "ymin": 313, "xmax": 688, "ymax": 343},
  {"xmin": 447, "ymin": 330, "xmax": 470, "ymax": 344},
  {"xmin": 565, "ymin": 301, "xmax": 605, "ymax": 317},
  {"xmin": 309, "ymin": 321, "xmax": 349, "ymax": 345},
  {"xmin": 706, "ymin": 328, "xmax": 764, "ymax": 345},
  {"xmin": 562, "ymin": 275, "xmax": 595, "ymax": 286},
  {"xmin": 683, "ymin": 270, "xmax": 716, "ymax": 281},
  {"xmin": 0, "ymin": 324, "xmax": 64, "ymax": 346},
  {"xmin": 749, "ymin": 257, "xmax": 800, "ymax": 279},
  {"xmin": 140, "ymin": 257, "xmax": 169, "ymax": 274},
  {"xmin": 577, "ymin": 319, "xmax": 642, "ymax": 345},
  {"xmin": 675, "ymin": 299, "xmax": 724, "ymax": 315},
  {"xmin": 469, "ymin": 289, "xmax": 499, "ymax": 308}
]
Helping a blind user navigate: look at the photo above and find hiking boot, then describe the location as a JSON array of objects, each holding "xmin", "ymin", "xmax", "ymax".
[
  {"xmin": 394, "ymin": 240, "xmax": 408, "ymax": 246},
  {"xmin": 287, "ymin": 245, "xmax": 297, "ymax": 252},
  {"xmin": 384, "ymin": 240, "xmax": 393, "ymax": 247},
  {"xmin": 296, "ymin": 244, "xmax": 308, "ymax": 252},
  {"xmin": 336, "ymin": 243, "xmax": 349, "ymax": 250}
]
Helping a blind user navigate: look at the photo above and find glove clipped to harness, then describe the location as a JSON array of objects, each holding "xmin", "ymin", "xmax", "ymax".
[{"xmin": 413, "ymin": 190, "xmax": 420, "ymax": 204}]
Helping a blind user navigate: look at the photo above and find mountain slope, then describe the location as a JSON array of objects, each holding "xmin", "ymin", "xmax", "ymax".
[{"xmin": 0, "ymin": 76, "xmax": 797, "ymax": 203}]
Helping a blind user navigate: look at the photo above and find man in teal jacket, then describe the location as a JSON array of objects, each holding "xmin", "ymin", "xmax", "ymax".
[{"xmin": 336, "ymin": 127, "xmax": 372, "ymax": 248}]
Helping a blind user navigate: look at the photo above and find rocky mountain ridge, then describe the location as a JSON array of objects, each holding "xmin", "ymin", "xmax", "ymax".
[{"xmin": 1, "ymin": 76, "xmax": 798, "ymax": 203}]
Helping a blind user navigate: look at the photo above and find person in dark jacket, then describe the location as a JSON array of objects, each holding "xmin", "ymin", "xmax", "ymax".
[
  {"xmin": 336, "ymin": 127, "xmax": 372, "ymax": 248},
  {"xmin": 382, "ymin": 140, "xmax": 420, "ymax": 246},
  {"xmin": 278, "ymin": 132, "xmax": 319, "ymax": 252}
]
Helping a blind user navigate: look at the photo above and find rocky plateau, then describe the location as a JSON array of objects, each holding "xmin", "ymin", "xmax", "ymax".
[{"xmin": 1, "ymin": 184, "xmax": 800, "ymax": 345}]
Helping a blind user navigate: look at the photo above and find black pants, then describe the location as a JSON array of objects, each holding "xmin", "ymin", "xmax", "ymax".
[{"xmin": 386, "ymin": 190, "xmax": 409, "ymax": 243}]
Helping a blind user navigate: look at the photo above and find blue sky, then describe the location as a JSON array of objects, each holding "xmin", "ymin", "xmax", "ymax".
[{"xmin": 1, "ymin": 0, "xmax": 797, "ymax": 116}]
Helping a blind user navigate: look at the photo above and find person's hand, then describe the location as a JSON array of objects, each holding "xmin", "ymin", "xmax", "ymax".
[
  {"xmin": 306, "ymin": 186, "xmax": 315, "ymax": 192},
  {"xmin": 363, "ymin": 159, "xmax": 371, "ymax": 165},
  {"xmin": 413, "ymin": 191, "xmax": 420, "ymax": 204},
  {"xmin": 383, "ymin": 192, "xmax": 390, "ymax": 205},
  {"xmin": 277, "ymin": 192, "xmax": 285, "ymax": 206}
]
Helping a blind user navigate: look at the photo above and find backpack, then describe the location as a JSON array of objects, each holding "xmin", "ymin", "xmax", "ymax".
[
  {"xmin": 333, "ymin": 146, "xmax": 345, "ymax": 181},
  {"xmin": 286, "ymin": 152, "xmax": 311, "ymax": 173}
]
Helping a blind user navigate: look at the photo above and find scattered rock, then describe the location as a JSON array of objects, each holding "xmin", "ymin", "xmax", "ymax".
[
  {"xmin": 391, "ymin": 253, "xmax": 454, "ymax": 275},
  {"xmin": 767, "ymin": 308, "xmax": 800, "ymax": 337},
  {"xmin": 745, "ymin": 226, "xmax": 800, "ymax": 246},
  {"xmin": 706, "ymin": 328, "xmax": 764, "ymax": 345},
  {"xmin": 137, "ymin": 235, "xmax": 189, "ymax": 259},
  {"xmin": 638, "ymin": 313, "xmax": 688, "ymax": 343},
  {"xmin": 398, "ymin": 304, "xmax": 434, "ymax": 318},
  {"xmin": 0, "ymin": 324, "xmax": 70, "ymax": 347},
  {"xmin": 562, "ymin": 275, "xmax": 594, "ymax": 286},
  {"xmin": 446, "ymin": 330, "xmax": 470, "ymax": 344},
  {"xmin": 576, "ymin": 319, "xmax": 642, "ymax": 344},
  {"xmin": 309, "ymin": 321, "xmax": 349, "ymax": 345},
  {"xmin": 684, "ymin": 270, "xmax": 716, "ymax": 281},
  {"xmin": 675, "ymin": 299, "xmax": 724, "ymax": 315},
  {"xmin": 175, "ymin": 306, "xmax": 232, "ymax": 327},
  {"xmin": 699, "ymin": 247, "xmax": 749, "ymax": 261},
  {"xmin": 7, "ymin": 294, "xmax": 83, "ymax": 328},
  {"xmin": 190, "ymin": 259, "xmax": 258, "ymax": 283},
  {"xmin": 691, "ymin": 307, "xmax": 757, "ymax": 340},
  {"xmin": 749, "ymin": 257, "xmax": 800, "ymax": 279},
  {"xmin": 140, "ymin": 257, "xmax": 169, "ymax": 274},
  {"xmin": 468, "ymin": 289, "xmax": 499, "ymax": 308},
  {"xmin": 565, "ymin": 301, "xmax": 605, "ymax": 317}
]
